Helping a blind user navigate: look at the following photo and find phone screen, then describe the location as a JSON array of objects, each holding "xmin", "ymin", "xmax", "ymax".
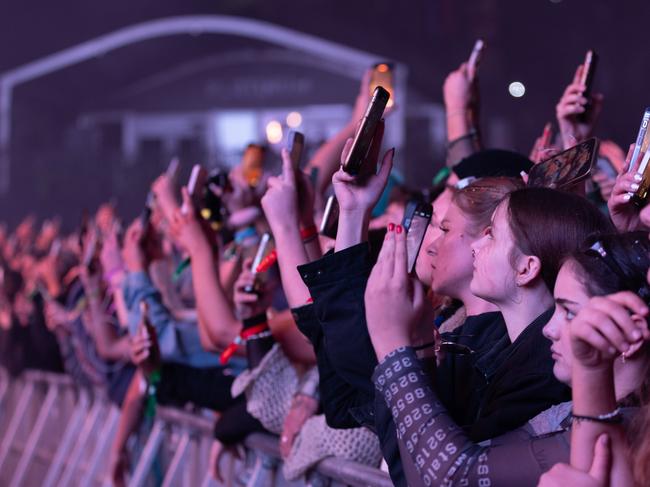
[
  {"xmin": 369, "ymin": 63, "xmax": 394, "ymax": 108},
  {"xmin": 401, "ymin": 200, "xmax": 419, "ymax": 231},
  {"xmin": 319, "ymin": 195, "xmax": 339, "ymax": 239},
  {"xmin": 406, "ymin": 203, "xmax": 433, "ymax": 274},
  {"xmin": 527, "ymin": 138, "xmax": 599, "ymax": 189}
]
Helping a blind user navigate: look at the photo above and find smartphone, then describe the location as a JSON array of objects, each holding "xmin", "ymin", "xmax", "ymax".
[
  {"xmin": 406, "ymin": 203, "xmax": 433, "ymax": 274},
  {"xmin": 319, "ymin": 195, "xmax": 339, "ymax": 239},
  {"xmin": 629, "ymin": 108, "xmax": 650, "ymax": 172},
  {"xmin": 288, "ymin": 131, "xmax": 305, "ymax": 172},
  {"xmin": 467, "ymin": 39, "xmax": 485, "ymax": 80},
  {"xmin": 369, "ymin": 63, "xmax": 394, "ymax": 108},
  {"xmin": 401, "ymin": 200, "xmax": 419, "ymax": 231},
  {"xmin": 527, "ymin": 138, "xmax": 599, "ymax": 190},
  {"xmin": 578, "ymin": 50, "xmax": 598, "ymax": 122},
  {"xmin": 166, "ymin": 157, "xmax": 180, "ymax": 180},
  {"xmin": 183, "ymin": 164, "xmax": 208, "ymax": 214},
  {"xmin": 244, "ymin": 233, "xmax": 272, "ymax": 294},
  {"xmin": 342, "ymin": 86, "xmax": 390, "ymax": 175}
]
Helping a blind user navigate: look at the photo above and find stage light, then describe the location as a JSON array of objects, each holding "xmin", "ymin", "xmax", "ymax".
[
  {"xmin": 266, "ymin": 120, "xmax": 283, "ymax": 144},
  {"xmin": 286, "ymin": 112, "xmax": 302, "ymax": 128},
  {"xmin": 508, "ymin": 81, "xmax": 526, "ymax": 98}
]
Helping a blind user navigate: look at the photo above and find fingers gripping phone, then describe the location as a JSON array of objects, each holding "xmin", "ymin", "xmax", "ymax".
[
  {"xmin": 342, "ymin": 86, "xmax": 390, "ymax": 175},
  {"xmin": 406, "ymin": 203, "xmax": 433, "ymax": 274},
  {"xmin": 369, "ymin": 63, "xmax": 394, "ymax": 108}
]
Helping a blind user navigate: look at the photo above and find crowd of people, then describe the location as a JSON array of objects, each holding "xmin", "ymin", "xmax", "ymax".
[{"xmin": 1, "ymin": 45, "xmax": 650, "ymax": 487}]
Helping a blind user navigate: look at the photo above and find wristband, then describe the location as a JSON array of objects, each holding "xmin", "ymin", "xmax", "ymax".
[
  {"xmin": 300, "ymin": 225, "xmax": 318, "ymax": 242},
  {"xmin": 255, "ymin": 250, "xmax": 278, "ymax": 273},
  {"xmin": 220, "ymin": 322, "xmax": 269, "ymax": 365}
]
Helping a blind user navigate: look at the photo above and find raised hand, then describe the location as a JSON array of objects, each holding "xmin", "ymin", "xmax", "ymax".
[
  {"xmin": 365, "ymin": 223, "xmax": 427, "ymax": 361},
  {"xmin": 556, "ymin": 64, "xmax": 604, "ymax": 150},
  {"xmin": 121, "ymin": 220, "xmax": 146, "ymax": 273},
  {"xmin": 569, "ymin": 292, "xmax": 649, "ymax": 369},
  {"xmin": 333, "ymin": 121, "xmax": 394, "ymax": 215},
  {"xmin": 169, "ymin": 187, "xmax": 212, "ymax": 257},
  {"xmin": 529, "ymin": 122, "xmax": 560, "ymax": 164},
  {"xmin": 608, "ymin": 144, "xmax": 647, "ymax": 232},
  {"xmin": 233, "ymin": 258, "xmax": 271, "ymax": 320}
]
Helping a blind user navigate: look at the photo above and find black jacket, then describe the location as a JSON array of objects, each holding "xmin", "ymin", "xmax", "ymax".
[{"xmin": 294, "ymin": 243, "xmax": 570, "ymax": 484}]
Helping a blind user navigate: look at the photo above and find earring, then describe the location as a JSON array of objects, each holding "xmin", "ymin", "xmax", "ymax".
[{"xmin": 621, "ymin": 351, "xmax": 627, "ymax": 364}]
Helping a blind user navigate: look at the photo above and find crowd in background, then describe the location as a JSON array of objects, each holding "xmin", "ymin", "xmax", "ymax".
[{"xmin": 1, "ymin": 44, "xmax": 650, "ymax": 487}]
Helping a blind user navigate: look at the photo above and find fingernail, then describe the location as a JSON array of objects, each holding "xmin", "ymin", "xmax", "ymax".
[
  {"xmin": 635, "ymin": 174, "xmax": 643, "ymax": 182},
  {"xmin": 631, "ymin": 183, "xmax": 640, "ymax": 191},
  {"xmin": 396, "ymin": 225, "xmax": 403, "ymax": 234},
  {"xmin": 622, "ymin": 342, "xmax": 630, "ymax": 352},
  {"xmin": 624, "ymin": 194, "xmax": 631, "ymax": 201},
  {"xmin": 632, "ymin": 330, "xmax": 642, "ymax": 341},
  {"xmin": 388, "ymin": 223, "xmax": 395, "ymax": 232}
]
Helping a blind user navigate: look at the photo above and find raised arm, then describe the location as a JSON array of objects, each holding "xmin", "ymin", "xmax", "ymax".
[{"xmin": 169, "ymin": 189, "xmax": 240, "ymax": 350}]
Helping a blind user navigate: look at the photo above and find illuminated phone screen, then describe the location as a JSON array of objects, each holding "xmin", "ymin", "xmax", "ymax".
[
  {"xmin": 406, "ymin": 205, "xmax": 432, "ymax": 273},
  {"xmin": 527, "ymin": 138, "xmax": 599, "ymax": 189}
]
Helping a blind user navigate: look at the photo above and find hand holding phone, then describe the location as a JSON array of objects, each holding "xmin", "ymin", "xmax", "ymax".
[
  {"xmin": 342, "ymin": 87, "xmax": 390, "ymax": 175},
  {"xmin": 182, "ymin": 164, "xmax": 208, "ymax": 215},
  {"xmin": 527, "ymin": 138, "xmax": 599, "ymax": 190}
]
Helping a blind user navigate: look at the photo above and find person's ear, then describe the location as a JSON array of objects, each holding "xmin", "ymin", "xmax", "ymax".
[{"xmin": 515, "ymin": 254, "xmax": 542, "ymax": 287}]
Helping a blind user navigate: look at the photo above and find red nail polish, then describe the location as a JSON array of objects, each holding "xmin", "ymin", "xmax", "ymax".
[
  {"xmin": 396, "ymin": 225, "xmax": 403, "ymax": 234},
  {"xmin": 388, "ymin": 223, "xmax": 395, "ymax": 232}
]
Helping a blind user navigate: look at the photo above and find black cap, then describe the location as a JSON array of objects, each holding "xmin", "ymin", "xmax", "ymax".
[{"xmin": 453, "ymin": 149, "xmax": 534, "ymax": 180}]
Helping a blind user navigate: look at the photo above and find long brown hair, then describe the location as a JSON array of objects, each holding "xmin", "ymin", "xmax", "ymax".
[
  {"xmin": 504, "ymin": 187, "xmax": 614, "ymax": 292},
  {"xmin": 452, "ymin": 177, "xmax": 523, "ymax": 238}
]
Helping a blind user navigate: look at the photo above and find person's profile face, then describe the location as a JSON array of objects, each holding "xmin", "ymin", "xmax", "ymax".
[
  {"xmin": 542, "ymin": 261, "xmax": 591, "ymax": 385},
  {"xmin": 427, "ymin": 201, "xmax": 476, "ymax": 299},
  {"xmin": 469, "ymin": 200, "xmax": 517, "ymax": 304}
]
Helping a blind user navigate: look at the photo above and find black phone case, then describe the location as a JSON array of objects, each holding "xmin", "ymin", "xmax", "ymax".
[{"xmin": 342, "ymin": 87, "xmax": 390, "ymax": 175}]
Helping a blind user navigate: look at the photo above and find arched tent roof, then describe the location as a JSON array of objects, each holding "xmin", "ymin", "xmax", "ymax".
[{"xmin": 0, "ymin": 15, "xmax": 408, "ymax": 193}]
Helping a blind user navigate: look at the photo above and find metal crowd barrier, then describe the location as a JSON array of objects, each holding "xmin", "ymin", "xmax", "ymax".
[{"xmin": 0, "ymin": 369, "xmax": 392, "ymax": 487}]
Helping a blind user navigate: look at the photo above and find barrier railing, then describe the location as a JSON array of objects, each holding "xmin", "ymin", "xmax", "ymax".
[{"xmin": 0, "ymin": 369, "xmax": 392, "ymax": 487}]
